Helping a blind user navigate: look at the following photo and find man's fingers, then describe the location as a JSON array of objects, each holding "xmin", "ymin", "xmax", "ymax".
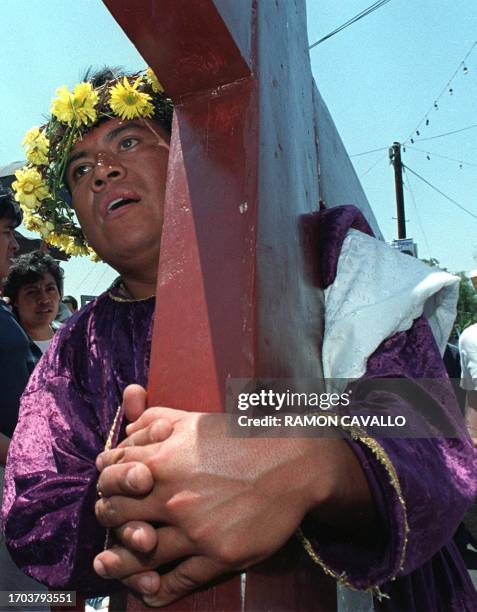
[
  {"xmin": 115, "ymin": 521, "xmax": 158, "ymax": 554},
  {"xmin": 119, "ymin": 418, "xmax": 173, "ymax": 448},
  {"xmin": 121, "ymin": 571, "xmax": 161, "ymax": 597},
  {"xmin": 96, "ymin": 443, "xmax": 159, "ymax": 472},
  {"xmin": 142, "ymin": 556, "xmax": 226, "ymax": 608},
  {"xmin": 123, "ymin": 384, "xmax": 148, "ymax": 423},
  {"xmin": 125, "ymin": 408, "xmax": 165, "ymax": 436},
  {"xmin": 125, "ymin": 407, "xmax": 183, "ymax": 436},
  {"xmin": 94, "ymin": 526, "xmax": 193, "ymax": 580},
  {"xmin": 96, "ymin": 492, "xmax": 167, "ymax": 527},
  {"xmin": 97, "ymin": 462, "xmax": 154, "ymax": 497}
]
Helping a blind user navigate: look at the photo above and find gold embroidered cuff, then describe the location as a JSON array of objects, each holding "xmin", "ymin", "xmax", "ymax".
[{"xmin": 298, "ymin": 427, "xmax": 409, "ymax": 592}]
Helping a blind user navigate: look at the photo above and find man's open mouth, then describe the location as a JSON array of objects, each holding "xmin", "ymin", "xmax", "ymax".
[{"xmin": 107, "ymin": 197, "xmax": 139, "ymax": 213}]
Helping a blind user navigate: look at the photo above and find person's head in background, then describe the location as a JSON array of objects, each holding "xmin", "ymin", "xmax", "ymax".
[
  {"xmin": 0, "ymin": 191, "xmax": 21, "ymax": 282},
  {"xmin": 4, "ymin": 251, "xmax": 63, "ymax": 352},
  {"xmin": 62, "ymin": 295, "xmax": 78, "ymax": 313}
]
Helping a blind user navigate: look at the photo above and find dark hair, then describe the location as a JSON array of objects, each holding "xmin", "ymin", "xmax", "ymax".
[
  {"xmin": 4, "ymin": 251, "xmax": 64, "ymax": 305},
  {"xmin": 63, "ymin": 295, "xmax": 78, "ymax": 310},
  {"xmin": 0, "ymin": 190, "xmax": 22, "ymax": 227}
]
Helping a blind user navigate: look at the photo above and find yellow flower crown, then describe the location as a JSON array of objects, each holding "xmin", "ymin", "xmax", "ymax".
[{"xmin": 13, "ymin": 68, "xmax": 173, "ymax": 258}]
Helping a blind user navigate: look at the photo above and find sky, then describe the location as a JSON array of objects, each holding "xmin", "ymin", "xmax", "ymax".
[
  {"xmin": 306, "ymin": 0, "xmax": 477, "ymax": 271},
  {"xmin": 0, "ymin": 0, "xmax": 476, "ymax": 299}
]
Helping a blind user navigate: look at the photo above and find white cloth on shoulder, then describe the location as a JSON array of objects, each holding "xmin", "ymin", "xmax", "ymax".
[{"xmin": 322, "ymin": 229, "xmax": 459, "ymax": 389}]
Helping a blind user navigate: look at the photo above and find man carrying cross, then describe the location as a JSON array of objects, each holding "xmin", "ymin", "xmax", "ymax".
[{"xmin": 2, "ymin": 65, "xmax": 476, "ymax": 611}]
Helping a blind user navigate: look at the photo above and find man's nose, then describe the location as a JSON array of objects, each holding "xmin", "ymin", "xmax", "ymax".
[{"xmin": 91, "ymin": 153, "xmax": 126, "ymax": 191}]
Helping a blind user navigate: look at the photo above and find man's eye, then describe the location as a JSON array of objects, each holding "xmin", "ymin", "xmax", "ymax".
[
  {"xmin": 119, "ymin": 137, "xmax": 139, "ymax": 151},
  {"xmin": 73, "ymin": 164, "xmax": 91, "ymax": 180}
]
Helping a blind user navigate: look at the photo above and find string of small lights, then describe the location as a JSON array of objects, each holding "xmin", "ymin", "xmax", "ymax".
[
  {"xmin": 350, "ymin": 42, "xmax": 477, "ymax": 158},
  {"xmin": 412, "ymin": 123, "xmax": 477, "ymax": 144},
  {"xmin": 352, "ymin": 123, "xmax": 477, "ymax": 159},
  {"xmin": 322, "ymin": 32, "xmax": 477, "ymax": 252},
  {"xmin": 403, "ymin": 41, "xmax": 477, "ymax": 145},
  {"xmin": 405, "ymin": 146, "xmax": 477, "ymax": 169},
  {"xmin": 308, "ymin": 0, "xmax": 392, "ymax": 49}
]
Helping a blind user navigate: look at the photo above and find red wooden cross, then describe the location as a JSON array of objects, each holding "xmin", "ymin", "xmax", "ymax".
[{"xmin": 103, "ymin": 1, "xmax": 335, "ymax": 609}]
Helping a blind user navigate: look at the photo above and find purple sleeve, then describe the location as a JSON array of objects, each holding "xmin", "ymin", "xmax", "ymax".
[
  {"xmin": 1, "ymin": 334, "xmax": 120, "ymax": 595},
  {"xmin": 300, "ymin": 316, "xmax": 477, "ymax": 589}
]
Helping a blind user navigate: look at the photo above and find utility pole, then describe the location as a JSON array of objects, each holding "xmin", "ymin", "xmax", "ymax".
[{"xmin": 389, "ymin": 141, "xmax": 406, "ymax": 239}]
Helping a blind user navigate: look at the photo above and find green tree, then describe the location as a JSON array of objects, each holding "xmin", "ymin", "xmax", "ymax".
[{"xmin": 453, "ymin": 272, "xmax": 477, "ymax": 337}]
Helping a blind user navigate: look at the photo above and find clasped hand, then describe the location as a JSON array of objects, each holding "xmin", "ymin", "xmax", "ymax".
[{"xmin": 93, "ymin": 385, "xmax": 369, "ymax": 607}]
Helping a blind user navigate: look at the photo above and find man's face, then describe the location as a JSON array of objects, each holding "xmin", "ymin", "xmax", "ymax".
[
  {"xmin": 0, "ymin": 217, "xmax": 19, "ymax": 280},
  {"xmin": 14, "ymin": 272, "xmax": 60, "ymax": 330},
  {"xmin": 65, "ymin": 118, "xmax": 170, "ymax": 273}
]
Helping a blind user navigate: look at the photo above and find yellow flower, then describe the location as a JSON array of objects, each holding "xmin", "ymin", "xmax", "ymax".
[
  {"xmin": 64, "ymin": 237, "xmax": 89, "ymax": 257},
  {"xmin": 12, "ymin": 167, "xmax": 50, "ymax": 209},
  {"xmin": 38, "ymin": 221, "xmax": 55, "ymax": 239},
  {"xmin": 22, "ymin": 211, "xmax": 54, "ymax": 239},
  {"xmin": 109, "ymin": 77, "xmax": 154, "ymax": 120},
  {"xmin": 22, "ymin": 211, "xmax": 42, "ymax": 232},
  {"xmin": 51, "ymin": 82, "xmax": 98, "ymax": 126},
  {"xmin": 22, "ymin": 127, "xmax": 49, "ymax": 165},
  {"xmin": 47, "ymin": 232, "xmax": 90, "ymax": 255},
  {"xmin": 47, "ymin": 232, "xmax": 71, "ymax": 251},
  {"xmin": 146, "ymin": 68, "xmax": 164, "ymax": 93}
]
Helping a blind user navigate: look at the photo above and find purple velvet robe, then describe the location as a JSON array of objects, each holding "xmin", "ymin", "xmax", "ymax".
[{"xmin": 2, "ymin": 206, "xmax": 477, "ymax": 611}]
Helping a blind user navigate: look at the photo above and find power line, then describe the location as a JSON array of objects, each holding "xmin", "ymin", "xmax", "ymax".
[
  {"xmin": 350, "ymin": 146, "xmax": 389, "ymax": 158},
  {"xmin": 359, "ymin": 151, "xmax": 388, "ymax": 178},
  {"xmin": 412, "ymin": 123, "xmax": 477, "ymax": 143},
  {"xmin": 403, "ymin": 41, "xmax": 477, "ymax": 144},
  {"xmin": 403, "ymin": 169, "xmax": 432, "ymax": 258},
  {"xmin": 353, "ymin": 124, "xmax": 477, "ymax": 164},
  {"xmin": 91, "ymin": 266, "xmax": 111, "ymax": 295},
  {"xmin": 309, "ymin": 0, "xmax": 392, "ymax": 49},
  {"xmin": 403, "ymin": 164, "xmax": 477, "ymax": 221},
  {"xmin": 71, "ymin": 266, "xmax": 93, "ymax": 297},
  {"xmin": 405, "ymin": 146, "xmax": 477, "ymax": 168}
]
